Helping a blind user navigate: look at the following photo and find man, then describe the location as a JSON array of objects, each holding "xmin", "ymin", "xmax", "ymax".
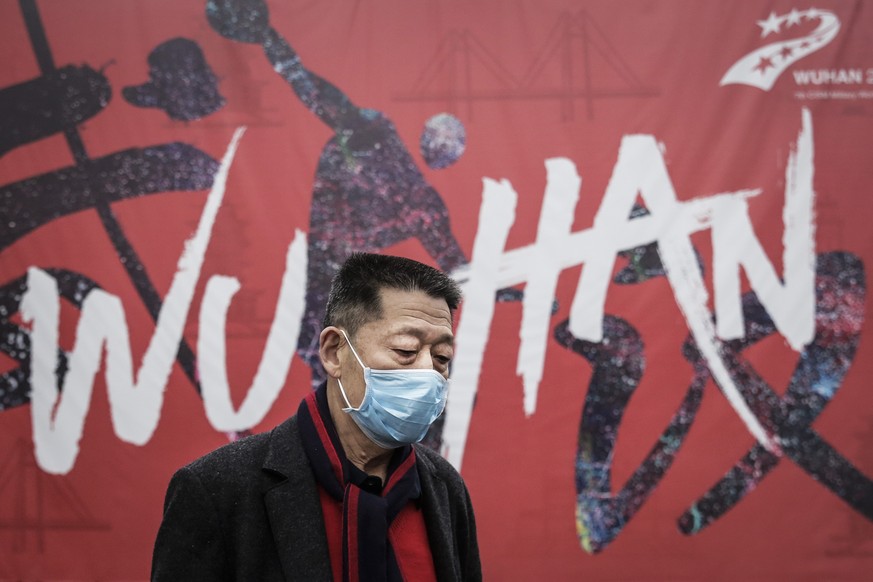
[{"xmin": 151, "ymin": 253, "xmax": 481, "ymax": 581}]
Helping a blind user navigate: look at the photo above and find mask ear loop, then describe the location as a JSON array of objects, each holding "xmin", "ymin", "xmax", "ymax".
[
  {"xmin": 337, "ymin": 379, "xmax": 357, "ymax": 410},
  {"xmin": 340, "ymin": 329, "xmax": 368, "ymax": 370},
  {"xmin": 337, "ymin": 329, "xmax": 367, "ymax": 410}
]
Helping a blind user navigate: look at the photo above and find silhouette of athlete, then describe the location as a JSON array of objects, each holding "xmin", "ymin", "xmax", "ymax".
[{"xmin": 207, "ymin": 0, "xmax": 515, "ymax": 388}]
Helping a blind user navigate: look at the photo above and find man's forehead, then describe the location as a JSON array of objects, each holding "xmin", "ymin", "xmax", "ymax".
[
  {"xmin": 388, "ymin": 321, "xmax": 454, "ymax": 342},
  {"xmin": 371, "ymin": 288, "xmax": 454, "ymax": 337},
  {"xmin": 379, "ymin": 288, "xmax": 451, "ymax": 320}
]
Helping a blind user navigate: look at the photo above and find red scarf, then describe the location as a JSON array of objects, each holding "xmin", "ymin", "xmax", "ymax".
[{"xmin": 297, "ymin": 387, "xmax": 421, "ymax": 582}]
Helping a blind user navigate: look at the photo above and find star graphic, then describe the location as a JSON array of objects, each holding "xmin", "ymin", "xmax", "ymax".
[
  {"xmin": 779, "ymin": 45, "xmax": 794, "ymax": 60},
  {"xmin": 786, "ymin": 8, "xmax": 803, "ymax": 26},
  {"xmin": 754, "ymin": 55, "xmax": 775, "ymax": 74},
  {"xmin": 757, "ymin": 11, "xmax": 782, "ymax": 37}
]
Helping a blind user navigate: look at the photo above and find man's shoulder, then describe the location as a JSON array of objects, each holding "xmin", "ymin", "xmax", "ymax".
[
  {"xmin": 413, "ymin": 444, "xmax": 464, "ymax": 485},
  {"xmin": 182, "ymin": 416, "xmax": 299, "ymax": 481}
]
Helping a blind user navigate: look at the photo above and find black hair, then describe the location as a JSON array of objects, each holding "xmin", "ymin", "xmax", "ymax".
[{"xmin": 323, "ymin": 253, "xmax": 462, "ymax": 335}]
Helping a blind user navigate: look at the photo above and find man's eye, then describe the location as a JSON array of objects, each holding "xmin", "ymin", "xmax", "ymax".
[
  {"xmin": 395, "ymin": 349, "xmax": 416, "ymax": 357},
  {"xmin": 435, "ymin": 355, "xmax": 452, "ymax": 365}
]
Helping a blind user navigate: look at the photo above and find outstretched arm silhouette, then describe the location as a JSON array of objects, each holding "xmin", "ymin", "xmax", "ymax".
[{"xmin": 263, "ymin": 28, "xmax": 362, "ymax": 133}]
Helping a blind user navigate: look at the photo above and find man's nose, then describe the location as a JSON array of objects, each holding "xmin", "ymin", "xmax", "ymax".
[{"xmin": 414, "ymin": 351, "xmax": 435, "ymax": 370}]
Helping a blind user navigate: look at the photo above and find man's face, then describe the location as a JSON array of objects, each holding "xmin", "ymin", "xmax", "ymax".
[{"xmin": 339, "ymin": 287, "xmax": 454, "ymax": 408}]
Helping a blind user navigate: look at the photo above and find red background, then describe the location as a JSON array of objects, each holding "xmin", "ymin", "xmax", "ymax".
[{"xmin": 2, "ymin": 1, "xmax": 873, "ymax": 579}]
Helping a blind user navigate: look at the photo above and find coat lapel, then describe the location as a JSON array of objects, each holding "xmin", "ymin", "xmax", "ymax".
[
  {"xmin": 416, "ymin": 451, "xmax": 458, "ymax": 581},
  {"xmin": 263, "ymin": 417, "xmax": 333, "ymax": 581}
]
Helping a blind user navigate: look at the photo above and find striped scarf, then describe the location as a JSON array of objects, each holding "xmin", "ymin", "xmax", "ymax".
[{"xmin": 297, "ymin": 386, "xmax": 421, "ymax": 582}]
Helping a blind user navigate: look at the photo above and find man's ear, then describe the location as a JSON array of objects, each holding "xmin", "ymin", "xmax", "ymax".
[{"xmin": 319, "ymin": 326, "xmax": 345, "ymax": 378}]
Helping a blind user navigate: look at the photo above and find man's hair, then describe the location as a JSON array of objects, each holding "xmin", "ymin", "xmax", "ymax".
[{"xmin": 323, "ymin": 253, "xmax": 462, "ymax": 335}]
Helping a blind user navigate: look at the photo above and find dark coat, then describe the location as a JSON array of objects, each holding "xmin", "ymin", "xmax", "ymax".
[{"xmin": 151, "ymin": 415, "xmax": 481, "ymax": 581}]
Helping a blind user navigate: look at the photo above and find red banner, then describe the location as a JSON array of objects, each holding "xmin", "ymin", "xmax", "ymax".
[{"xmin": 2, "ymin": 1, "xmax": 873, "ymax": 579}]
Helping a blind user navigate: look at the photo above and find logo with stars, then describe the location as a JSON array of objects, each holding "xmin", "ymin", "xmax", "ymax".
[{"xmin": 720, "ymin": 8, "xmax": 840, "ymax": 91}]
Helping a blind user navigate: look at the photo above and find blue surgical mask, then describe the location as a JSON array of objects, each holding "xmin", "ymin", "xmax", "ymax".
[{"xmin": 337, "ymin": 330, "xmax": 449, "ymax": 449}]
